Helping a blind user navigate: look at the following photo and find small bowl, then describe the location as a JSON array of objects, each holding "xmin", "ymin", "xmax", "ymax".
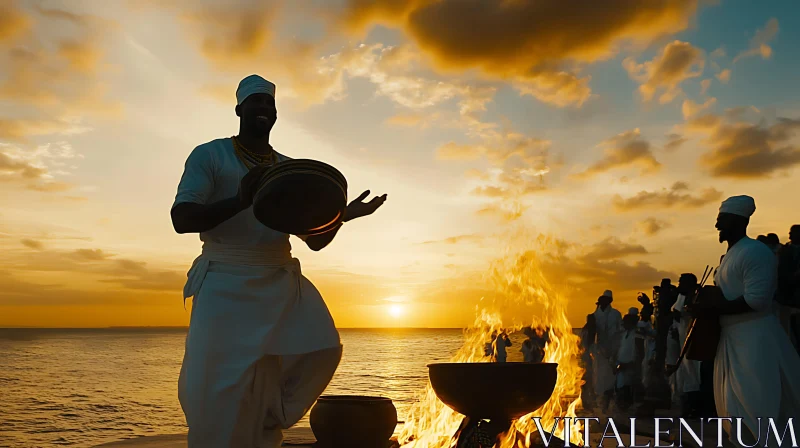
[{"xmin": 310, "ymin": 395, "xmax": 397, "ymax": 448}]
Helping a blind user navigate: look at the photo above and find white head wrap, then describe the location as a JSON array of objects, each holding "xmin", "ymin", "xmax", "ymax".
[
  {"xmin": 719, "ymin": 195, "xmax": 756, "ymax": 217},
  {"xmin": 236, "ymin": 74, "xmax": 276, "ymax": 105}
]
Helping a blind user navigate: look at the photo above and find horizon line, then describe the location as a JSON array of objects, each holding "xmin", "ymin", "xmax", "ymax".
[{"xmin": 0, "ymin": 325, "xmax": 470, "ymax": 330}]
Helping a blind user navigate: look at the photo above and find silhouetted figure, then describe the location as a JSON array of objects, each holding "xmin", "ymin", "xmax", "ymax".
[
  {"xmin": 687, "ymin": 195, "xmax": 800, "ymax": 444},
  {"xmin": 522, "ymin": 327, "xmax": 545, "ymax": 363},
  {"xmin": 580, "ymin": 315, "xmax": 597, "ymax": 407},
  {"xmin": 615, "ymin": 314, "xmax": 639, "ymax": 411},
  {"xmin": 766, "ymin": 233, "xmax": 781, "ymax": 254},
  {"xmin": 674, "ymin": 273, "xmax": 703, "ymax": 418},
  {"xmin": 778, "ymin": 224, "xmax": 800, "ymax": 353},
  {"xmin": 592, "ymin": 290, "xmax": 622, "ymax": 412}
]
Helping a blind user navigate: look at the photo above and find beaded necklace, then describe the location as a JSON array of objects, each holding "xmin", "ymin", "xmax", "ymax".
[{"xmin": 231, "ymin": 135, "xmax": 277, "ymax": 169}]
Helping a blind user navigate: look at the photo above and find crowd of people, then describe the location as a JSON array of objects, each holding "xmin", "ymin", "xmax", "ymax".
[{"xmin": 575, "ymin": 196, "xmax": 800, "ymax": 445}]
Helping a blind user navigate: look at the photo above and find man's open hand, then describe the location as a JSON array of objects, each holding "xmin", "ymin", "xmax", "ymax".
[{"xmin": 345, "ymin": 190, "xmax": 387, "ymax": 222}]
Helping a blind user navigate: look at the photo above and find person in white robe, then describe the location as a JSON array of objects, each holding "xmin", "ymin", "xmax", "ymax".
[
  {"xmin": 688, "ymin": 195, "xmax": 800, "ymax": 446},
  {"xmin": 591, "ymin": 290, "xmax": 622, "ymax": 412},
  {"xmin": 171, "ymin": 75, "xmax": 387, "ymax": 448},
  {"xmin": 672, "ymin": 274, "xmax": 703, "ymax": 417},
  {"xmin": 636, "ymin": 308, "xmax": 656, "ymax": 391},
  {"xmin": 615, "ymin": 314, "xmax": 639, "ymax": 410},
  {"xmin": 665, "ymin": 312, "xmax": 681, "ymax": 406}
]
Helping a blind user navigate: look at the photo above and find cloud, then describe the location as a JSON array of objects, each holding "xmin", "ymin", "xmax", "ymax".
[
  {"xmin": 710, "ymin": 47, "xmax": 726, "ymax": 59},
  {"xmin": 733, "ymin": 18, "xmax": 779, "ymax": 63},
  {"xmin": 612, "ymin": 181, "xmax": 723, "ymax": 211},
  {"xmin": 682, "ymin": 97, "xmax": 717, "ymax": 119},
  {"xmin": 20, "ymin": 238, "xmax": 44, "ymax": 250},
  {"xmin": 384, "ymin": 113, "xmax": 433, "ymax": 128},
  {"xmin": 0, "ymin": 4, "xmax": 121, "ymax": 119},
  {"xmin": 338, "ymin": 0, "xmax": 703, "ymax": 108},
  {"xmin": 512, "ymin": 70, "xmax": 592, "ymax": 108},
  {"xmin": 71, "ymin": 249, "xmax": 114, "ymax": 261},
  {"xmin": 636, "ymin": 217, "xmax": 671, "ymax": 236},
  {"xmin": 0, "ymin": 118, "xmax": 91, "ymax": 143},
  {"xmin": 692, "ymin": 115, "xmax": 800, "ymax": 178},
  {"xmin": 0, "ymin": 1, "xmax": 30, "ymax": 43},
  {"xmin": 715, "ymin": 69, "xmax": 731, "ymax": 84},
  {"xmin": 476, "ymin": 203, "xmax": 528, "ymax": 222},
  {"xmin": 700, "ymin": 79, "xmax": 712, "ymax": 95},
  {"xmin": 420, "ymin": 234, "xmax": 485, "ymax": 245},
  {"xmin": 436, "ymin": 142, "xmax": 484, "ymax": 161},
  {"xmin": 512, "ymin": 236, "xmax": 676, "ymax": 304},
  {"xmin": 0, "ymin": 143, "xmax": 83, "ymax": 193},
  {"xmin": 623, "ymin": 40, "xmax": 705, "ymax": 104},
  {"xmin": 573, "ymin": 128, "xmax": 660, "ymax": 179},
  {"xmin": 5, "ymin": 244, "xmax": 181, "ymax": 292},
  {"xmin": 664, "ymin": 133, "xmax": 688, "ymax": 152},
  {"xmin": 582, "ymin": 237, "xmax": 648, "ymax": 261}
]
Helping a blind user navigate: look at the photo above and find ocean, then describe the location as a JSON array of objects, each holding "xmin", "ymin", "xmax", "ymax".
[{"xmin": 0, "ymin": 328, "xmax": 537, "ymax": 448}]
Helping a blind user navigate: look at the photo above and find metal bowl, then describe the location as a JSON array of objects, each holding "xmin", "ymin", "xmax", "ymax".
[
  {"xmin": 428, "ymin": 362, "xmax": 558, "ymax": 420},
  {"xmin": 309, "ymin": 395, "xmax": 397, "ymax": 447}
]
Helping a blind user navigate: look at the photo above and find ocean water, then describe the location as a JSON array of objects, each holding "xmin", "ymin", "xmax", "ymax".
[{"xmin": 0, "ymin": 328, "xmax": 534, "ymax": 448}]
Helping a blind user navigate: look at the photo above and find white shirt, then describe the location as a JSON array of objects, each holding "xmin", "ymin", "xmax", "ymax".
[
  {"xmin": 715, "ymin": 236, "xmax": 777, "ymax": 327},
  {"xmin": 712, "ymin": 236, "xmax": 800, "ymax": 440},
  {"xmin": 173, "ymin": 138, "xmax": 340, "ymax": 355}
]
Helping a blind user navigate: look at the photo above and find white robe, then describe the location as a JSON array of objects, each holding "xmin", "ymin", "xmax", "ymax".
[
  {"xmin": 673, "ymin": 294, "xmax": 701, "ymax": 393},
  {"xmin": 616, "ymin": 329, "xmax": 637, "ymax": 388},
  {"xmin": 174, "ymin": 138, "xmax": 342, "ymax": 447},
  {"xmin": 592, "ymin": 306, "xmax": 621, "ymax": 394},
  {"xmin": 637, "ymin": 321, "xmax": 656, "ymax": 387},
  {"xmin": 714, "ymin": 236, "xmax": 800, "ymax": 444},
  {"xmin": 666, "ymin": 321, "xmax": 681, "ymax": 402}
]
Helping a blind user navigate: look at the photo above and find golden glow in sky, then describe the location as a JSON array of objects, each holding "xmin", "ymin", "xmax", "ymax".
[{"xmin": 1, "ymin": 0, "xmax": 799, "ymax": 328}]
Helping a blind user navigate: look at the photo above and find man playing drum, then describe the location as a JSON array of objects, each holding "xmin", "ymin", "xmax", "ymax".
[{"xmin": 171, "ymin": 74, "xmax": 387, "ymax": 447}]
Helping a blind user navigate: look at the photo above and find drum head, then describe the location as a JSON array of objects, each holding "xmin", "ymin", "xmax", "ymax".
[{"xmin": 252, "ymin": 159, "xmax": 347, "ymax": 235}]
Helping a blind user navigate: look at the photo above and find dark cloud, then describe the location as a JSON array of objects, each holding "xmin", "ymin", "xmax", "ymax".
[
  {"xmin": 613, "ymin": 181, "xmax": 723, "ymax": 211},
  {"xmin": 20, "ymin": 238, "xmax": 43, "ymax": 250},
  {"xmin": 636, "ymin": 217, "xmax": 671, "ymax": 236},
  {"xmin": 696, "ymin": 116, "xmax": 800, "ymax": 178},
  {"xmin": 664, "ymin": 133, "xmax": 688, "ymax": 152},
  {"xmin": 623, "ymin": 40, "xmax": 705, "ymax": 103},
  {"xmin": 573, "ymin": 128, "xmax": 660, "ymax": 179},
  {"xmin": 581, "ymin": 237, "xmax": 648, "ymax": 261},
  {"xmin": 339, "ymin": 0, "xmax": 703, "ymax": 107}
]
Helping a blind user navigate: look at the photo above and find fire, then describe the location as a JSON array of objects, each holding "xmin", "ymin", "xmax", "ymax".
[{"xmin": 399, "ymin": 240, "xmax": 586, "ymax": 447}]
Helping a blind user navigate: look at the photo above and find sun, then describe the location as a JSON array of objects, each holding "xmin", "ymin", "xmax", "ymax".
[{"xmin": 388, "ymin": 304, "xmax": 405, "ymax": 318}]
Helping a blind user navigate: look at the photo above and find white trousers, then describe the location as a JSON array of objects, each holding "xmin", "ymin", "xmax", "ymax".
[{"xmin": 179, "ymin": 345, "xmax": 342, "ymax": 448}]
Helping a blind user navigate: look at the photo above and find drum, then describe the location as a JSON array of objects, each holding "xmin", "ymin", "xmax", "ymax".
[{"xmin": 252, "ymin": 159, "xmax": 347, "ymax": 235}]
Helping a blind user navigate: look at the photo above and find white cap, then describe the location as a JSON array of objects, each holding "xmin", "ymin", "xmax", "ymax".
[
  {"xmin": 236, "ymin": 74, "xmax": 276, "ymax": 105},
  {"xmin": 719, "ymin": 195, "xmax": 756, "ymax": 217},
  {"xmin": 602, "ymin": 290, "xmax": 613, "ymax": 299},
  {"xmin": 628, "ymin": 307, "xmax": 639, "ymax": 316}
]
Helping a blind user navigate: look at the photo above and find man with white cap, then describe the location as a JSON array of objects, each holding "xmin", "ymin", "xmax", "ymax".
[
  {"xmin": 171, "ymin": 74, "xmax": 387, "ymax": 447},
  {"xmin": 688, "ymin": 195, "xmax": 800, "ymax": 445},
  {"xmin": 592, "ymin": 289, "xmax": 622, "ymax": 412}
]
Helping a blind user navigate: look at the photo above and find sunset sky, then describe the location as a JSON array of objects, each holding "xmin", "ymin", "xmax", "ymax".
[{"xmin": 1, "ymin": 0, "xmax": 799, "ymax": 328}]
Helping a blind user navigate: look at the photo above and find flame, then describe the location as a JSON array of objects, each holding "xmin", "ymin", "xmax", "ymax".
[{"xmin": 400, "ymin": 239, "xmax": 586, "ymax": 447}]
